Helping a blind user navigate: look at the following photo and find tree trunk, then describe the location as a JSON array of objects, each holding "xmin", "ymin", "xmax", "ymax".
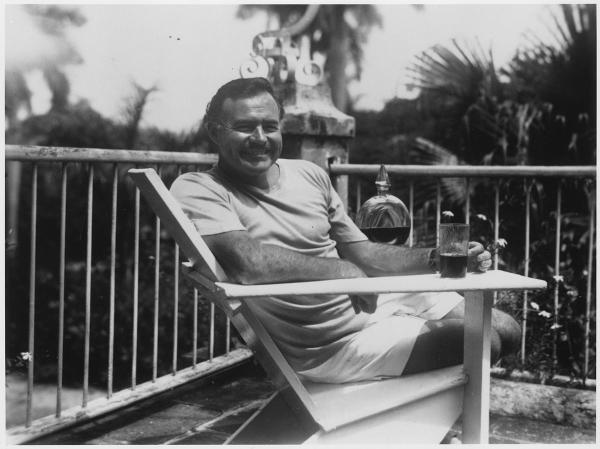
[{"xmin": 326, "ymin": 7, "xmax": 350, "ymax": 112}]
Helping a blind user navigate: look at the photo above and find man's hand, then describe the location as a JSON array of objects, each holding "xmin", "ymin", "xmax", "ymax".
[
  {"xmin": 468, "ymin": 241, "xmax": 492, "ymax": 272},
  {"xmin": 350, "ymin": 294, "xmax": 378, "ymax": 314},
  {"xmin": 342, "ymin": 262, "xmax": 378, "ymax": 314}
]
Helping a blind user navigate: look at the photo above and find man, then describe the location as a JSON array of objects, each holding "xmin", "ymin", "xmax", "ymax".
[{"xmin": 171, "ymin": 77, "xmax": 520, "ymax": 383}]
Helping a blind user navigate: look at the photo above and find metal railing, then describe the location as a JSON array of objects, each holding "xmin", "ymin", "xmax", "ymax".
[
  {"xmin": 5, "ymin": 145, "xmax": 253, "ymax": 443},
  {"xmin": 5, "ymin": 145, "xmax": 596, "ymax": 441}
]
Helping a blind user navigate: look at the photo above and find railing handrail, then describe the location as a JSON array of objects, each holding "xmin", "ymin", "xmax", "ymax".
[
  {"xmin": 6, "ymin": 146, "xmax": 596, "ymax": 178},
  {"xmin": 5, "ymin": 145, "xmax": 218, "ymax": 165},
  {"xmin": 329, "ymin": 163, "xmax": 597, "ymax": 178}
]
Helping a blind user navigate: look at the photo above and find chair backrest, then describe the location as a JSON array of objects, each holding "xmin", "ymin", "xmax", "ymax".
[{"xmin": 128, "ymin": 168, "xmax": 323, "ymax": 425}]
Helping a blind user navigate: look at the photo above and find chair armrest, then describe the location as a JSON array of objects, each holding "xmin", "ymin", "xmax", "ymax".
[{"xmin": 214, "ymin": 270, "xmax": 547, "ymax": 299}]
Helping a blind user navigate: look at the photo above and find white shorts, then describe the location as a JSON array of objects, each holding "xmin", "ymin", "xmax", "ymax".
[{"xmin": 298, "ymin": 291, "xmax": 463, "ymax": 383}]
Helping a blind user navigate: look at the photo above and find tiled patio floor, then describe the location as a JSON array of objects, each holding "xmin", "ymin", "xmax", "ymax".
[{"xmin": 29, "ymin": 361, "xmax": 596, "ymax": 445}]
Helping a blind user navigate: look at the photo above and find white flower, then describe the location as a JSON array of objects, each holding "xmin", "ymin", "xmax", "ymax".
[
  {"xmin": 538, "ymin": 311, "xmax": 552, "ymax": 318},
  {"xmin": 530, "ymin": 301, "xmax": 540, "ymax": 311},
  {"xmin": 553, "ymin": 275, "xmax": 564, "ymax": 282},
  {"xmin": 20, "ymin": 352, "xmax": 31, "ymax": 361},
  {"xmin": 550, "ymin": 323, "xmax": 562, "ymax": 330},
  {"xmin": 496, "ymin": 238, "xmax": 507, "ymax": 248},
  {"xmin": 476, "ymin": 214, "xmax": 488, "ymax": 221},
  {"xmin": 442, "ymin": 211, "xmax": 454, "ymax": 218}
]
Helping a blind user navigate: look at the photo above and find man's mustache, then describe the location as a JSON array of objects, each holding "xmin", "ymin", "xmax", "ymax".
[{"xmin": 246, "ymin": 143, "xmax": 269, "ymax": 151}]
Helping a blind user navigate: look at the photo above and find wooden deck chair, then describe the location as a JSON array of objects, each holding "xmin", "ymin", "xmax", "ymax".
[{"xmin": 128, "ymin": 168, "xmax": 546, "ymax": 444}]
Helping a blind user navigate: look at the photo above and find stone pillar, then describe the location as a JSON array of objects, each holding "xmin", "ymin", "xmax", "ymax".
[{"xmin": 274, "ymin": 82, "xmax": 355, "ymax": 209}]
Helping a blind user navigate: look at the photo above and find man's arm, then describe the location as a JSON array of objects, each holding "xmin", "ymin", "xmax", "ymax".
[
  {"xmin": 337, "ymin": 240, "xmax": 492, "ymax": 276},
  {"xmin": 337, "ymin": 240, "xmax": 435, "ymax": 276},
  {"xmin": 203, "ymin": 230, "xmax": 368, "ymax": 285}
]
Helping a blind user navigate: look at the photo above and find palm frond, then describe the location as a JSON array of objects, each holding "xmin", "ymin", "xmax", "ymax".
[{"xmin": 409, "ymin": 137, "xmax": 468, "ymax": 205}]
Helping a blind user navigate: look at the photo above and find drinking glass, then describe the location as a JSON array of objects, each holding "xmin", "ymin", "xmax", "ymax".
[{"xmin": 439, "ymin": 224, "xmax": 470, "ymax": 278}]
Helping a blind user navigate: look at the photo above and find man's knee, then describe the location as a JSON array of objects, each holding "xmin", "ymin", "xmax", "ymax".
[
  {"xmin": 490, "ymin": 329, "xmax": 501, "ymax": 363},
  {"xmin": 403, "ymin": 319, "xmax": 464, "ymax": 374},
  {"xmin": 492, "ymin": 309, "xmax": 521, "ymax": 356}
]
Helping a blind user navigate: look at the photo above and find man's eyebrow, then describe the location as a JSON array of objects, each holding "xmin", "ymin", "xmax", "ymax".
[{"xmin": 232, "ymin": 119, "xmax": 279, "ymax": 125}]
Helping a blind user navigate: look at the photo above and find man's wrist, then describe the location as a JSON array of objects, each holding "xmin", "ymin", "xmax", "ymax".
[{"xmin": 428, "ymin": 248, "xmax": 439, "ymax": 273}]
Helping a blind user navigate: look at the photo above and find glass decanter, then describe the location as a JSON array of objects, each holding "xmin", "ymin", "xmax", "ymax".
[{"xmin": 355, "ymin": 165, "xmax": 411, "ymax": 245}]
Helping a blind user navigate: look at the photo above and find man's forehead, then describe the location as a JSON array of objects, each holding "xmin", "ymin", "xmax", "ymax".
[{"xmin": 221, "ymin": 93, "xmax": 279, "ymax": 117}]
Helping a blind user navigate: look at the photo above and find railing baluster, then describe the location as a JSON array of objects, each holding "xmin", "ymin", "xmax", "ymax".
[
  {"xmin": 464, "ymin": 178, "xmax": 470, "ymax": 225},
  {"xmin": 108, "ymin": 164, "xmax": 118, "ymax": 398},
  {"xmin": 153, "ymin": 166, "xmax": 162, "ymax": 382},
  {"xmin": 493, "ymin": 180, "xmax": 500, "ymax": 303},
  {"xmin": 209, "ymin": 303, "xmax": 215, "ymax": 362},
  {"xmin": 26, "ymin": 163, "xmax": 38, "ymax": 427},
  {"xmin": 493, "ymin": 180, "xmax": 500, "ymax": 269},
  {"xmin": 583, "ymin": 181, "xmax": 595, "ymax": 383},
  {"xmin": 173, "ymin": 166, "xmax": 182, "ymax": 374},
  {"xmin": 409, "ymin": 181, "xmax": 414, "ymax": 247},
  {"xmin": 83, "ymin": 164, "xmax": 94, "ymax": 407},
  {"xmin": 355, "ymin": 180, "xmax": 361, "ymax": 215},
  {"xmin": 435, "ymin": 179, "xmax": 441, "ymax": 246},
  {"xmin": 132, "ymin": 175, "xmax": 140, "ymax": 389},
  {"xmin": 552, "ymin": 181, "xmax": 562, "ymax": 371},
  {"xmin": 56, "ymin": 163, "xmax": 67, "ymax": 416},
  {"xmin": 225, "ymin": 317, "xmax": 231, "ymax": 355},
  {"xmin": 521, "ymin": 179, "xmax": 532, "ymax": 364},
  {"xmin": 193, "ymin": 289, "xmax": 198, "ymax": 368}
]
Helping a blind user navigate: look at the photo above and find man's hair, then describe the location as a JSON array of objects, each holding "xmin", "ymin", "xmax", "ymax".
[{"xmin": 205, "ymin": 77, "xmax": 284, "ymax": 125}]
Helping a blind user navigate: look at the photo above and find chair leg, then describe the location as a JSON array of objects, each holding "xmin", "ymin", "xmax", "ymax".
[
  {"xmin": 462, "ymin": 290, "xmax": 493, "ymax": 443},
  {"xmin": 225, "ymin": 389, "xmax": 319, "ymax": 445}
]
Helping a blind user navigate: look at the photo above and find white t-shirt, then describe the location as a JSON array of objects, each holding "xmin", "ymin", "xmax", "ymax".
[{"xmin": 171, "ymin": 158, "xmax": 461, "ymax": 383}]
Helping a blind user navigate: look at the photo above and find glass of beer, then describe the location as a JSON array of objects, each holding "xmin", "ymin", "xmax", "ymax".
[{"xmin": 439, "ymin": 224, "xmax": 469, "ymax": 278}]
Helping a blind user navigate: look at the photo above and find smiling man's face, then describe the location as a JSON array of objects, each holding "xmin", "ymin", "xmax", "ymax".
[{"xmin": 212, "ymin": 92, "xmax": 283, "ymax": 185}]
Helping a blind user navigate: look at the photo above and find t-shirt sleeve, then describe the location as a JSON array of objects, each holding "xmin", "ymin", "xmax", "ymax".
[
  {"xmin": 327, "ymin": 184, "xmax": 368, "ymax": 243},
  {"xmin": 170, "ymin": 172, "xmax": 246, "ymax": 236},
  {"xmin": 302, "ymin": 162, "xmax": 367, "ymax": 244}
]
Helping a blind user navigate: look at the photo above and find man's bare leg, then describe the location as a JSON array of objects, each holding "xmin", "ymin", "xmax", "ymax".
[
  {"xmin": 402, "ymin": 301, "xmax": 521, "ymax": 375},
  {"xmin": 402, "ymin": 318, "xmax": 501, "ymax": 375},
  {"xmin": 443, "ymin": 300, "xmax": 521, "ymax": 357}
]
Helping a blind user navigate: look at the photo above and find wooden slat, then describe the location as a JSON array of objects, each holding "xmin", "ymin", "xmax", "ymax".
[
  {"xmin": 305, "ymin": 386, "xmax": 464, "ymax": 444},
  {"xmin": 306, "ymin": 364, "xmax": 466, "ymax": 431},
  {"xmin": 216, "ymin": 270, "xmax": 547, "ymax": 299}
]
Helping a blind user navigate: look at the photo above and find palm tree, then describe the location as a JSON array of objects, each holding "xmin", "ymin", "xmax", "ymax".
[
  {"xmin": 408, "ymin": 4, "xmax": 595, "ymax": 166},
  {"xmin": 407, "ymin": 38, "xmax": 505, "ymax": 164},
  {"xmin": 503, "ymin": 4, "xmax": 596, "ymax": 165},
  {"xmin": 236, "ymin": 4, "xmax": 382, "ymax": 112}
]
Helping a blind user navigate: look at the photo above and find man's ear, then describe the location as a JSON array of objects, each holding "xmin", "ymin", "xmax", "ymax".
[{"xmin": 205, "ymin": 121, "xmax": 219, "ymax": 144}]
